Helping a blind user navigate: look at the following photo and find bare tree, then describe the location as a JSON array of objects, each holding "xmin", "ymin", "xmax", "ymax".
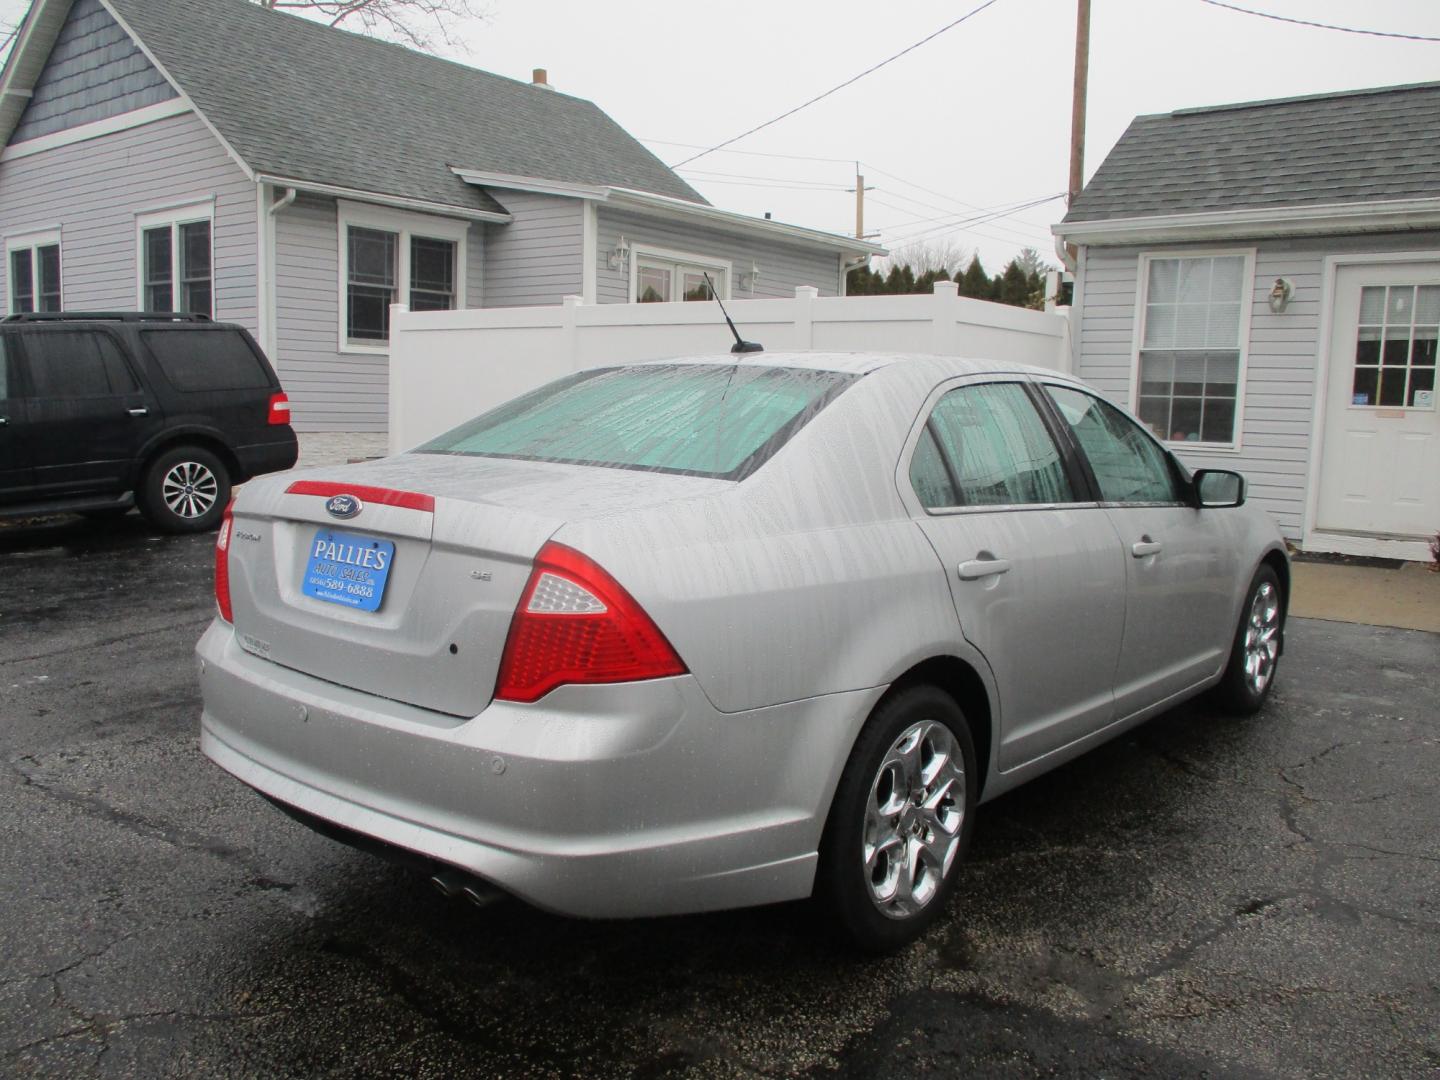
[
  {"xmin": 256, "ymin": 0, "xmax": 490, "ymax": 53},
  {"xmin": 882, "ymin": 238, "xmax": 971, "ymax": 278}
]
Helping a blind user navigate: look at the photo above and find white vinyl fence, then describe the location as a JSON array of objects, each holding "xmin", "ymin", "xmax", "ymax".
[{"xmin": 387, "ymin": 281, "xmax": 1072, "ymax": 452}]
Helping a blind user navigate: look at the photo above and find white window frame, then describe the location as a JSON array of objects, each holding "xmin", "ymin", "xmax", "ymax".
[
  {"xmin": 628, "ymin": 244, "xmax": 731, "ymax": 304},
  {"xmin": 1129, "ymin": 247, "xmax": 1256, "ymax": 454},
  {"xmin": 5, "ymin": 227, "xmax": 63, "ymax": 314},
  {"xmin": 135, "ymin": 199, "xmax": 215, "ymax": 317},
  {"xmin": 336, "ymin": 199, "xmax": 468, "ymax": 354}
]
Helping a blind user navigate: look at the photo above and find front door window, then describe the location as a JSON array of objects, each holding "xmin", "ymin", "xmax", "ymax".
[{"xmin": 1352, "ymin": 284, "xmax": 1438, "ymax": 409}]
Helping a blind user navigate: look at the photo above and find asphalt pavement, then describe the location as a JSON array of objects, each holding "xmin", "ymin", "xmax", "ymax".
[{"xmin": 1, "ymin": 512, "xmax": 1437, "ymax": 1079}]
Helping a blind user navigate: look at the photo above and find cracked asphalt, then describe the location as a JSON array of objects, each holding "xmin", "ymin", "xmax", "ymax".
[{"xmin": 1, "ymin": 513, "xmax": 1437, "ymax": 1079}]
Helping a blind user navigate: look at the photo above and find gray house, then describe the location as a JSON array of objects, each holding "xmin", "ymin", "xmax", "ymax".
[
  {"xmin": 0, "ymin": 0, "xmax": 880, "ymax": 431},
  {"xmin": 1055, "ymin": 82, "xmax": 1440, "ymax": 562}
]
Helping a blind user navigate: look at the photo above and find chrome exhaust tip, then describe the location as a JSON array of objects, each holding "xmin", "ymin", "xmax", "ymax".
[
  {"xmin": 461, "ymin": 881, "xmax": 503, "ymax": 909},
  {"xmin": 430, "ymin": 868, "xmax": 467, "ymax": 899}
]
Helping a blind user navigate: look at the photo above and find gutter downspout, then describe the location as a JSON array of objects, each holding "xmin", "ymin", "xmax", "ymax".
[
  {"xmin": 269, "ymin": 186, "xmax": 297, "ymax": 217},
  {"xmin": 260, "ymin": 186, "xmax": 297, "ymax": 361}
]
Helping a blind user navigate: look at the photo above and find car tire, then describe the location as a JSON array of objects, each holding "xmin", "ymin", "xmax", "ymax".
[
  {"xmin": 817, "ymin": 684, "xmax": 977, "ymax": 954},
  {"xmin": 1211, "ymin": 564, "xmax": 1284, "ymax": 716},
  {"xmin": 138, "ymin": 445, "xmax": 231, "ymax": 533}
]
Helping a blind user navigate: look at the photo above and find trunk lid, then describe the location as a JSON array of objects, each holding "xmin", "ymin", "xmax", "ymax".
[{"xmin": 225, "ymin": 453, "xmax": 729, "ymax": 717}]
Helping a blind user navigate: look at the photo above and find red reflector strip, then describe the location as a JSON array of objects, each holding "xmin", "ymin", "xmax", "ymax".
[{"xmin": 284, "ymin": 480, "xmax": 435, "ymax": 513}]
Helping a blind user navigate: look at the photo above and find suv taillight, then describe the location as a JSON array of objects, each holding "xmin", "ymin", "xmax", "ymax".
[
  {"xmin": 267, "ymin": 392, "xmax": 291, "ymax": 426},
  {"xmin": 494, "ymin": 542, "xmax": 686, "ymax": 703},
  {"xmin": 215, "ymin": 501, "xmax": 234, "ymax": 622}
]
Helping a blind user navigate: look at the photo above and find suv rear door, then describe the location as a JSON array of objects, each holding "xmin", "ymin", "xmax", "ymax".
[
  {"xmin": 16, "ymin": 326, "xmax": 164, "ymax": 496},
  {"xmin": 138, "ymin": 326, "xmax": 278, "ymax": 444},
  {"xmin": 0, "ymin": 330, "xmax": 33, "ymax": 501}
]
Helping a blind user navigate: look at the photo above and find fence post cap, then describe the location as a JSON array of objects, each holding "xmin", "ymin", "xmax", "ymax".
[
  {"xmin": 562, "ymin": 294, "xmax": 584, "ymax": 308},
  {"xmin": 794, "ymin": 286, "xmax": 820, "ymax": 299},
  {"xmin": 932, "ymin": 280, "xmax": 959, "ymax": 297}
]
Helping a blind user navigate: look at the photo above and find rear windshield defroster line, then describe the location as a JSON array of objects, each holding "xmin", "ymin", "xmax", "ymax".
[{"xmin": 415, "ymin": 364, "xmax": 859, "ymax": 481}]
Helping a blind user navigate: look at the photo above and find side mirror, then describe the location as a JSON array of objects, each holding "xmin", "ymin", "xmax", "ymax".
[{"xmin": 1194, "ymin": 469, "xmax": 1246, "ymax": 508}]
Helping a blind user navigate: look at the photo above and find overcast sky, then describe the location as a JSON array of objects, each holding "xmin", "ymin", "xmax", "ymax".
[{"xmin": 6, "ymin": 0, "xmax": 1439, "ymax": 271}]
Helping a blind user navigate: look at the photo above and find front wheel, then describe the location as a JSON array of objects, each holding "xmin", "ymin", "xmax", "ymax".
[
  {"xmin": 817, "ymin": 684, "xmax": 977, "ymax": 953},
  {"xmin": 138, "ymin": 445, "xmax": 231, "ymax": 533},
  {"xmin": 1211, "ymin": 565, "xmax": 1283, "ymax": 715}
]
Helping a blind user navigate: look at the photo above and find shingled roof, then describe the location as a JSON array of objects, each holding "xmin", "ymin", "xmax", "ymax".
[
  {"xmin": 105, "ymin": 0, "xmax": 706, "ymax": 214},
  {"xmin": 1064, "ymin": 81, "xmax": 1440, "ymax": 224}
]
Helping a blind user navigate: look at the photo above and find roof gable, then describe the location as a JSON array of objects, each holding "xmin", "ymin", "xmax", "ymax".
[
  {"xmin": 1065, "ymin": 81, "xmax": 1440, "ymax": 225},
  {"xmin": 82, "ymin": 0, "xmax": 705, "ymax": 214}
]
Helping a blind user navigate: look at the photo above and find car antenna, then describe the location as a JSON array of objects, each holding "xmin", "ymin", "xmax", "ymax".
[{"xmin": 704, "ymin": 272, "xmax": 763, "ymax": 354}]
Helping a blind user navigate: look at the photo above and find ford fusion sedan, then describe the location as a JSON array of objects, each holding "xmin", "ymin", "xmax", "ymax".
[{"xmin": 197, "ymin": 354, "xmax": 1288, "ymax": 952}]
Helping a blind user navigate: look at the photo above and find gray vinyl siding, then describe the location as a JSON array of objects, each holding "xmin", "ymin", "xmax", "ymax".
[
  {"xmin": 11, "ymin": 0, "xmax": 177, "ymax": 143},
  {"xmin": 273, "ymin": 194, "xmax": 485, "ymax": 432},
  {"xmin": 595, "ymin": 207, "xmax": 843, "ymax": 303},
  {"xmin": 0, "ymin": 109, "xmax": 256, "ymax": 328},
  {"xmin": 481, "ymin": 191, "xmax": 583, "ymax": 307},
  {"xmin": 1073, "ymin": 229, "xmax": 1440, "ymax": 539}
]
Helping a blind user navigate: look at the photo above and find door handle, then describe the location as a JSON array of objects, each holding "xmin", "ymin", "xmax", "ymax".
[
  {"xmin": 1131, "ymin": 537, "xmax": 1163, "ymax": 558},
  {"xmin": 127, "ymin": 407, "xmax": 149, "ymax": 417},
  {"xmin": 958, "ymin": 556, "xmax": 1011, "ymax": 580},
  {"xmin": 0, "ymin": 416, "xmax": 7, "ymax": 426}
]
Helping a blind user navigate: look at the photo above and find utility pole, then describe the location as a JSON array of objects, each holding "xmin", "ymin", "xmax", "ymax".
[
  {"xmin": 849, "ymin": 163, "xmax": 875, "ymax": 240},
  {"xmin": 1066, "ymin": 0, "xmax": 1091, "ymax": 266}
]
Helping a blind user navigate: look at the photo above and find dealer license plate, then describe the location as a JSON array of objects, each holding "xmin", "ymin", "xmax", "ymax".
[{"xmin": 302, "ymin": 530, "xmax": 395, "ymax": 612}]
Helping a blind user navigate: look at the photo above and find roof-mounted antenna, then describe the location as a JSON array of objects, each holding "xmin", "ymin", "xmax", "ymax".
[{"xmin": 704, "ymin": 272, "xmax": 763, "ymax": 354}]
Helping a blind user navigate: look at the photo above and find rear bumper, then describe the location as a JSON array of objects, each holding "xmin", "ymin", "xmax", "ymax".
[
  {"xmin": 234, "ymin": 432, "xmax": 298, "ymax": 481},
  {"xmin": 196, "ymin": 621, "xmax": 879, "ymax": 918}
]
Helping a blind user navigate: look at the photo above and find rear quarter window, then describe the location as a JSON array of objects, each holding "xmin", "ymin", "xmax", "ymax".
[{"xmin": 142, "ymin": 329, "xmax": 271, "ymax": 392}]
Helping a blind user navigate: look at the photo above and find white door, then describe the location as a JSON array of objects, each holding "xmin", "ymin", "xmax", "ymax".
[{"xmin": 1317, "ymin": 265, "xmax": 1440, "ymax": 540}]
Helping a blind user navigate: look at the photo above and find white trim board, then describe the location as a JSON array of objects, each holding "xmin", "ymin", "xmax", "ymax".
[
  {"xmin": 134, "ymin": 199, "xmax": 215, "ymax": 315},
  {"xmin": 1300, "ymin": 532, "xmax": 1432, "ymax": 563},
  {"xmin": 0, "ymin": 98, "xmax": 191, "ymax": 161},
  {"xmin": 258, "ymin": 174, "xmax": 511, "ymax": 225},
  {"xmin": 1056, "ymin": 197, "xmax": 1440, "ymax": 246}
]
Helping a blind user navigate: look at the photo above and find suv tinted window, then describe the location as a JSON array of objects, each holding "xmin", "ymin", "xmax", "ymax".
[
  {"xmin": 918, "ymin": 382, "xmax": 1074, "ymax": 508},
  {"xmin": 23, "ymin": 330, "xmax": 134, "ymax": 397},
  {"xmin": 1044, "ymin": 385, "xmax": 1181, "ymax": 504},
  {"xmin": 142, "ymin": 329, "xmax": 270, "ymax": 392},
  {"xmin": 419, "ymin": 364, "xmax": 855, "ymax": 481}
]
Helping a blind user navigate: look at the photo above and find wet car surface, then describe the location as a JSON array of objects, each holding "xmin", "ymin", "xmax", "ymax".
[{"xmin": 2, "ymin": 514, "xmax": 1437, "ymax": 1078}]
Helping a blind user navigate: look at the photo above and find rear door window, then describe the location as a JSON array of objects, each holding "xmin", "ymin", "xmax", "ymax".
[
  {"xmin": 142, "ymin": 329, "xmax": 271, "ymax": 392},
  {"xmin": 419, "ymin": 364, "xmax": 856, "ymax": 480},
  {"xmin": 914, "ymin": 381, "xmax": 1076, "ymax": 508},
  {"xmin": 21, "ymin": 330, "xmax": 133, "ymax": 397}
]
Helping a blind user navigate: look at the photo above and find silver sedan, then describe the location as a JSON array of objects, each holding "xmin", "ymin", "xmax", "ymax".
[{"xmin": 198, "ymin": 353, "xmax": 1288, "ymax": 952}]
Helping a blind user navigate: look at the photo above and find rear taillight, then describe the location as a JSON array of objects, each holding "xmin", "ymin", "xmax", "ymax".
[
  {"xmin": 267, "ymin": 392, "xmax": 291, "ymax": 426},
  {"xmin": 495, "ymin": 542, "xmax": 686, "ymax": 703},
  {"xmin": 215, "ymin": 501, "xmax": 234, "ymax": 622}
]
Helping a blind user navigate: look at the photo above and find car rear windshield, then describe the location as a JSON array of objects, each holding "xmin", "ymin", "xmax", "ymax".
[
  {"xmin": 416, "ymin": 363, "xmax": 857, "ymax": 480},
  {"xmin": 142, "ymin": 329, "xmax": 271, "ymax": 392}
]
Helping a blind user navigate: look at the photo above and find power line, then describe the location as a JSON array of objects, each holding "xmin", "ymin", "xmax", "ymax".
[
  {"xmin": 868, "ymin": 196, "xmax": 1054, "ymax": 246},
  {"xmin": 678, "ymin": 167, "xmax": 851, "ymax": 191},
  {"xmin": 669, "ymin": 0, "xmax": 1003, "ymax": 168},
  {"xmin": 1197, "ymin": 0, "xmax": 1440, "ymax": 42},
  {"xmin": 868, "ymin": 187, "xmax": 1056, "ymax": 238},
  {"xmin": 880, "ymin": 193, "xmax": 1065, "ymax": 248},
  {"xmin": 861, "ymin": 163, "xmax": 1057, "ymax": 233},
  {"xmin": 642, "ymin": 139, "xmax": 855, "ymax": 166}
]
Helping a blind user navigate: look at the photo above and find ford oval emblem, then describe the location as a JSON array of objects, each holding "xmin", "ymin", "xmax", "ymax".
[{"xmin": 325, "ymin": 494, "xmax": 363, "ymax": 519}]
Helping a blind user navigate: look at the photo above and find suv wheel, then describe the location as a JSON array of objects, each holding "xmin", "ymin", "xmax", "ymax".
[{"xmin": 139, "ymin": 445, "xmax": 231, "ymax": 533}]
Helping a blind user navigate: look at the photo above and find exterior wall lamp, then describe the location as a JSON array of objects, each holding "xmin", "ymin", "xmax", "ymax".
[
  {"xmin": 739, "ymin": 261, "xmax": 761, "ymax": 292},
  {"xmin": 1268, "ymin": 277, "xmax": 1294, "ymax": 314},
  {"xmin": 607, "ymin": 236, "xmax": 630, "ymax": 272}
]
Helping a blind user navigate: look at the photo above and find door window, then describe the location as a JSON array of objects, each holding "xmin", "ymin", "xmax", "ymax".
[
  {"xmin": 913, "ymin": 382, "xmax": 1074, "ymax": 508},
  {"xmin": 1045, "ymin": 386, "xmax": 1181, "ymax": 504},
  {"xmin": 1353, "ymin": 284, "xmax": 1437, "ymax": 409},
  {"xmin": 22, "ymin": 332, "xmax": 134, "ymax": 397}
]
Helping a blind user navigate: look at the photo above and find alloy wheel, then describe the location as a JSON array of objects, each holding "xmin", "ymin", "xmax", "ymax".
[
  {"xmin": 1243, "ymin": 581, "xmax": 1281, "ymax": 695},
  {"xmin": 161, "ymin": 460, "xmax": 219, "ymax": 520}
]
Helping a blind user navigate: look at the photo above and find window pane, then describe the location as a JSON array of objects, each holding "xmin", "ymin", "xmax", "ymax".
[
  {"xmin": 682, "ymin": 271, "xmax": 715, "ymax": 301},
  {"xmin": 1174, "ymin": 258, "xmax": 1212, "ymax": 306},
  {"xmin": 1352, "ymin": 366, "xmax": 1378, "ymax": 406},
  {"xmin": 420, "ymin": 364, "xmax": 855, "ymax": 480},
  {"xmin": 1358, "ymin": 286, "xmax": 1386, "ymax": 325},
  {"xmin": 1200, "ymin": 398, "xmax": 1235, "ymax": 444},
  {"xmin": 347, "ymin": 227, "xmax": 396, "ymax": 341},
  {"xmin": 410, "ymin": 236, "xmax": 455, "ymax": 311},
  {"xmin": 637, "ymin": 265, "xmax": 669, "ymax": 303},
  {"xmin": 37, "ymin": 245, "xmax": 61, "ymax": 312},
  {"xmin": 181, "ymin": 221, "xmax": 210, "ymax": 280},
  {"xmin": 1137, "ymin": 395, "xmax": 1170, "ymax": 439},
  {"xmin": 23, "ymin": 331, "xmax": 116, "ymax": 396},
  {"xmin": 1413, "ymin": 327, "xmax": 1436, "ymax": 367},
  {"xmin": 1169, "ymin": 397, "xmax": 1202, "ymax": 442},
  {"xmin": 1147, "ymin": 259, "xmax": 1179, "ymax": 303},
  {"xmin": 1378, "ymin": 368, "xmax": 1406, "ymax": 407},
  {"xmin": 1416, "ymin": 286, "xmax": 1440, "ymax": 325},
  {"xmin": 909, "ymin": 425, "xmax": 958, "ymax": 509},
  {"xmin": 1409, "ymin": 366, "xmax": 1434, "ymax": 406},
  {"xmin": 927, "ymin": 383, "xmax": 1074, "ymax": 507},
  {"xmin": 1355, "ymin": 325, "xmax": 1381, "ymax": 366},
  {"xmin": 1045, "ymin": 386, "xmax": 1179, "ymax": 504},
  {"xmin": 1382, "ymin": 332, "xmax": 1410, "ymax": 366},
  {"xmin": 9, "ymin": 249, "xmax": 33, "ymax": 313},
  {"xmin": 1142, "ymin": 304, "xmax": 1175, "ymax": 349},
  {"xmin": 144, "ymin": 226, "xmax": 173, "ymax": 311},
  {"xmin": 1388, "ymin": 286, "xmax": 1414, "ymax": 324},
  {"xmin": 1209, "ymin": 256, "xmax": 1245, "ymax": 302},
  {"xmin": 1138, "ymin": 353, "xmax": 1173, "ymax": 396}
]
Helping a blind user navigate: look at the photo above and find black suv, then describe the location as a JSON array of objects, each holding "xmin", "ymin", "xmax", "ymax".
[{"xmin": 0, "ymin": 312, "xmax": 297, "ymax": 532}]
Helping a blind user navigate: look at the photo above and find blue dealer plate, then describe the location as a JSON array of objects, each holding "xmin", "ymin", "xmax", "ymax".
[{"xmin": 302, "ymin": 530, "xmax": 395, "ymax": 612}]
